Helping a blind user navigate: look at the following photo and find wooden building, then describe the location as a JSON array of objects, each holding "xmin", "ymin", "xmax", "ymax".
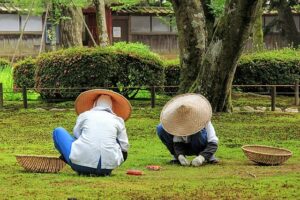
[
  {"xmin": 82, "ymin": 6, "xmax": 300, "ymax": 54},
  {"xmin": 0, "ymin": 3, "xmax": 43, "ymax": 58},
  {"xmin": 83, "ymin": 6, "xmax": 178, "ymax": 54},
  {"xmin": 261, "ymin": 11, "xmax": 300, "ymax": 49},
  {"xmin": 1, "ymin": 3, "xmax": 300, "ymax": 58}
]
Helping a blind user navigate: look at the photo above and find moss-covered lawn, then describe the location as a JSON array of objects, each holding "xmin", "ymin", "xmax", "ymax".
[{"xmin": 0, "ymin": 100, "xmax": 299, "ymax": 199}]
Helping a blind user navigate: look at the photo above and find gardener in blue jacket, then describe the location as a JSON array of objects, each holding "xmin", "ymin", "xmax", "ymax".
[
  {"xmin": 52, "ymin": 89, "xmax": 132, "ymax": 176},
  {"xmin": 157, "ymin": 93, "xmax": 219, "ymax": 166}
]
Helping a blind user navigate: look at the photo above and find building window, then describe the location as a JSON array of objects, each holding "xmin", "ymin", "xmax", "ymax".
[
  {"xmin": 21, "ymin": 15, "xmax": 43, "ymax": 32},
  {"xmin": 152, "ymin": 16, "xmax": 170, "ymax": 32},
  {"xmin": 131, "ymin": 16, "xmax": 151, "ymax": 33},
  {"xmin": 130, "ymin": 15, "xmax": 177, "ymax": 34},
  {"xmin": 264, "ymin": 16, "xmax": 280, "ymax": 33},
  {"xmin": 0, "ymin": 14, "xmax": 19, "ymax": 31}
]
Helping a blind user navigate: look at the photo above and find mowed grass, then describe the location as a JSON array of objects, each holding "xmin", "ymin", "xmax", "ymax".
[{"xmin": 0, "ymin": 100, "xmax": 299, "ymax": 200}]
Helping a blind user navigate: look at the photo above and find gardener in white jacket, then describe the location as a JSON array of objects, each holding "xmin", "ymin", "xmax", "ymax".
[
  {"xmin": 52, "ymin": 89, "xmax": 132, "ymax": 176},
  {"xmin": 156, "ymin": 93, "xmax": 219, "ymax": 166}
]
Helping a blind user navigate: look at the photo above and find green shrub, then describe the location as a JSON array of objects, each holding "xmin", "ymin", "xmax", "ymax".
[
  {"xmin": 234, "ymin": 49, "xmax": 300, "ymax": 92},
  {"xmin": 110, "ymin": 42, "xmax": 164, "ymax": 98},
  {"xmin": 36, "ymin": 47, "xmax": 118, "ymax": 99},
  {"xmin": 163, "ymin": 49, "xmax": 300, "ymax": 94},
  {"xmin": 13, "ymin": 57, "xmax": 37, "ymax": 89},
  {"xmin": 109, "ymin": 42, "xmax": 160, "ymax": 61},
  {"xmin": 35, "ymin": 45, "xmax": 164, "ymax": 100},
  {"xmin": 164, "ymin": 59, "xmax": 180, "ymax": 95}
]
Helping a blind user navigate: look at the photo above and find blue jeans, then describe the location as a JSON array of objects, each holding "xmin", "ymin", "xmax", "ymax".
[
  {"xmin": 156, "ymin": 123, "xmax": 209, "ymax": 157},
  {"xmin": 53, "ymin": 127, "xmax": 112, "ymax": 176}
]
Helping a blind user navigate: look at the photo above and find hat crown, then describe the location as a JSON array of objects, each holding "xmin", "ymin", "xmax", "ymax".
[
  {"xmin": 75, "ymin": 89, "xmax": 132, "ymax": 121},
  {"xmin": 177, "ymin": 104, "xmax": 193, "ymax": 115},
  {"xmin": 160, "ymin": 93, "xmax": 212, "ymax": 136}
]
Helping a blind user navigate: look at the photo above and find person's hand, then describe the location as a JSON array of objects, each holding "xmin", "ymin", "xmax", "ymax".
[
  {"xmin": 178, "ymin": 155, "xmax": 190, "ymax": 166},
  {"xmin": 191, "ymin": 155, "xmax": 205, "ymax": 167}
]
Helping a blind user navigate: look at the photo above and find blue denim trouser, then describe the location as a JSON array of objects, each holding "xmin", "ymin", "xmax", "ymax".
[
  {"xmin": 53, "ymin": 127, "xmax": 112, "ymax": 176},
  {"xmin": 156, "ymin": 123, "xmax": 208, "ymax": 157}
]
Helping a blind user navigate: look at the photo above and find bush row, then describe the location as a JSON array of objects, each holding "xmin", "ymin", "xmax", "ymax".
[
  {"xmin": 234, "ymin": 49, "xmax": 300, "ymax": 86},
  {"xmin": 14, "ymin": 47, "xmax": 300, "ymax": 99},
  {"xmin": 13, "ymin": 57, "xmax": 37, "ymax": 89},
  {"xmin": 164, "ymin": 49, "xmax": 300, "ymax": 93},
  {"xmin": 14, "ymin": 43, "xmax": 164, "ymax": 99}
]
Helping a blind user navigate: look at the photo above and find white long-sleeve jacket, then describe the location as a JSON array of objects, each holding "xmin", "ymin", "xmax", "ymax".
[{"xmin": 69, "ymin": 107, "xmax": 129, "ymax": 169}]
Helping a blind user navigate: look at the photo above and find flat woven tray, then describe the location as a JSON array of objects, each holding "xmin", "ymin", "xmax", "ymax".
[
  {"xmin": 16, "ymin": 155, "xmax": 66, "ymax": 173},
  {"xmin": 241, "ymin": 145, "xmax": 292, "ymax": 165}
]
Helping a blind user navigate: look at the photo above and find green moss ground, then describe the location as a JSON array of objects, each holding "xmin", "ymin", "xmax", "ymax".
[{"xmin": 0, "ymin": 97, "xmax": 299, "ymax": 199}]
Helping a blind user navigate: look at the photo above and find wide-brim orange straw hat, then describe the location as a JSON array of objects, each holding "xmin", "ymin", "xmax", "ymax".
[
  {"xmin": 75, "ymin": 89, "xmax": 132, "ymax": 121},
  {"xmin": 160, "ymin": 93, "xmax": 212, "ymax": 136}
]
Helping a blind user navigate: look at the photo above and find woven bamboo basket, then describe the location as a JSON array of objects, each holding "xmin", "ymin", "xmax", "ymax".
[
  {"xmin": 16, "ymin": 155, "xmax": 66, "ymax": 173},
  {"xmin": 241, "ymin": 145, "xmax": 292, "ymax": 165}
]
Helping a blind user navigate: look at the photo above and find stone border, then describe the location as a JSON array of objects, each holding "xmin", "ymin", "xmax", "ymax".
[
  {"xmin": 233, "ymin": 106, "xmax": 299, "ymax": 113},
  {"xmin": 30, "ymin": 106, "xmax": 300, "ymax": 113}
]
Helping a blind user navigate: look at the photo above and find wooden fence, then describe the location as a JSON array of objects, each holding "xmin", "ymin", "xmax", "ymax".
[{"xmin": 0, "ymin": 82, "xmax": 299, "ymax": 110}]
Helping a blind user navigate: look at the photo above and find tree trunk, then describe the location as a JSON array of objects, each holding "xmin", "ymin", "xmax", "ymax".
[
  {"xmin": 172, "ymin": 0, "xmax": 260, "ymax": 112},
  {"xmin": 171, "ymin": 0, "xmax": 207, "ymax": 93},
  {"xmin": 277, "ymin": 0, "xmax": 300, "ymax": 47},
  {"xmin": 252, "ymin": 0, "xmax": 264, "ymax": 51},
  {"xmin": 49, "ymin": 3, "xmax": 58, "ymax": 51},
  {"xmin": 93, "ymin": 0, "xmax": 109, "ymax": 47},
  {"xmin": 60, "ymin": 6, "xmax": 83, "ymax": 48}
]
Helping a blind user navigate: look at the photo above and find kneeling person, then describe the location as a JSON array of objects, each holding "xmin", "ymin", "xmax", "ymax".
[{"xmin": 157, "ymin": 93, "xmax": 219, "ymax": 166}]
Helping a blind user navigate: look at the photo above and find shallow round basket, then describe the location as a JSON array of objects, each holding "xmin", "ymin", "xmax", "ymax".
[
  {"xmin": 16, "ymin": 155, "xmax": 66, "ymax": 173},
  {"xmin": 241, "ymin": 145, "xmax": 292, "ymax": 166}
]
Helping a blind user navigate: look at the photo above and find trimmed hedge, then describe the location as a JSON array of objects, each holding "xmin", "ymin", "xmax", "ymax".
[
  {"xmin": 109, "ymin": 42, "xmax": 164, "ymax": 98},
  {"xmin": 36, "ymin": 48, "xmax": 118, "ymax": 99},
  {"xmin": 164, "ymin": 59, "xmax": 180, "ymax": 95},
  {"xmin": 234, "ymin": 49, "xmax": 300, "ymax": 85},
  {"xmin": 164, "ymin": 49, "xmax": 300, "ymax": 93},
  {"xmin": 35, "ymin": 44, "xmax": 164, "ymax": 99},
  {"xmin": 13, "ymin": 57, "xmax": 37, "ymax": 89}
]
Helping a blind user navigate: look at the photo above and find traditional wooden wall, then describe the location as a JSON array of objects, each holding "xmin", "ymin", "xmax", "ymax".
[
  {"xmin": 0, "ymin": 33, "xmax": 42, "ymax": 58},
  {"xmin": 130, "ymin": 34, "xmax": 178, "ymax": 53}
]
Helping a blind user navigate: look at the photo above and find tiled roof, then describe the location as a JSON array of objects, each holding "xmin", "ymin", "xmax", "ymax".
[
  {"xmin": 115, "ymin": 6, "xmax": 174, "ymax": 15},
  {"xmin": 0, "ymin": 3, "xmax": 27, "ymax": 13}
]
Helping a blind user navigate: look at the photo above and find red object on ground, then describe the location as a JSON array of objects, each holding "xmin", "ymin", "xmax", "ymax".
[
  {"xmin": 146, "ymin": 165, "xmax": 161, "ymax": 171},
  {"xmin": 126, "ymin": 169, "xmax": 143, "ymax": 176}
]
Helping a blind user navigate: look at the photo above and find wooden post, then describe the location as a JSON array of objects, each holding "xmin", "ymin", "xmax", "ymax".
[
  {"xmin": 151, "ymin": 86, "xmax": 156, "ymax": 108},
  {"xmin": 295, "ymin": 79, "xmax": 299, "ymax": 106},
  {"xmin": 22, "ymin": 86, "xmax": 28, "ymax": 109},
  {"xmin": 271, "ymin": 86, "xmax": 276, "ymax": 111},
  {"xmin": 0, "ymin": 83, "xmax": 3, "ymax": 109}
]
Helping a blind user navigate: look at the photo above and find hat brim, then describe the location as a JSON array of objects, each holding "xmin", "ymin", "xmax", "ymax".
[{"xmin": 75, "ymin": 89, "xmax": 132, "ymax": 121}]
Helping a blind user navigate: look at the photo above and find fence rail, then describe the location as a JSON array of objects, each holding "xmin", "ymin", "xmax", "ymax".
[{"xmin": 0, "ymin": 82, "xmax": 299, "ymax": 110}]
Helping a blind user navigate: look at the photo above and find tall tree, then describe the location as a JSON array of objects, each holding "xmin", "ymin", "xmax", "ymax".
[
  {"xmin": 252, "ymin": 0, "xmax": 264, "ymax": 51},
  {"xmin": 276, "ymin": 0, "xmax": 300, "ymax": 47},
  {"xmin": 12, "ymin": 0, "xmax": 90, "ymax": 50},
  {"xmin": 60, "ymin": 5, "xmax": 83, "ymax": 48},
  {"xmin": 93, "ymin": 0, "xmax": 109, "ymax": 46},
  {"xmin": 171, "ymin": 0, "xmax": 261, "ymax": 112}
]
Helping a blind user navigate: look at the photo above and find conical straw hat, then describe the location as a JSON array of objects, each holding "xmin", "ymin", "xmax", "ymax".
[
  {"xmin": 75, "ymin": 89, "xmax": 132, "ymax": 121},
  {"xmin": 160, "ymin": 93, "xmax": 212, "ymax": 136}
]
